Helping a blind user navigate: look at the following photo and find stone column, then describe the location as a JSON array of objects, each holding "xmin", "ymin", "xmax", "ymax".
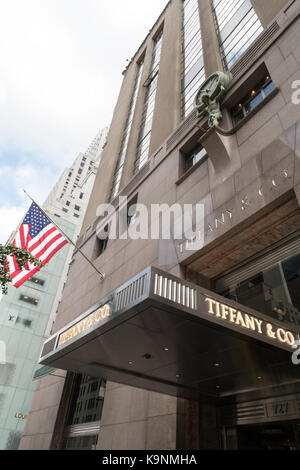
[{"xmin": 198, "ymin": 0, "xmax": 223, "ymax": 77}]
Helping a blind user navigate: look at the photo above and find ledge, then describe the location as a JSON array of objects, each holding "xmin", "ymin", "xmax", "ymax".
[{"xmin": 175, "ymin": 155, "xmax": 208, "ymax": 186}]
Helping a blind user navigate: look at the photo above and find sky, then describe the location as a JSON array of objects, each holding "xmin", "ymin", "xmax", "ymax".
[{"xmin": 0, "ymin": 0, "xmax": 169, "ymax": 243}]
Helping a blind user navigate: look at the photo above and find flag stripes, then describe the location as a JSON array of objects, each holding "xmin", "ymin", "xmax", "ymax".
[{"xmin": 8, "ymin": 203, "xmax": 68, "ymax": 288}]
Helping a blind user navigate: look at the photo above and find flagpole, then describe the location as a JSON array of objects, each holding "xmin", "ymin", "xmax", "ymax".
[{"xmin": 23, "ymin": 189, "xmax": 105, "ymax": 282}]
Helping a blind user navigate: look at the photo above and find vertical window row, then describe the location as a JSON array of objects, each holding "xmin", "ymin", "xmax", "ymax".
[
  {"xmin": 110, "ymin": 60, "xmax": 144, "ymax": 200},
  {"xmin": 181, "ymin": 0, "xmax": 205, "ymax": 119},
  {"xmin": 212, "ymin": 0, "xmax": 263, "ymax": 70},
  {"xmin": 134, "ymin": 31, "xmax": 163, "ymax": 173}
]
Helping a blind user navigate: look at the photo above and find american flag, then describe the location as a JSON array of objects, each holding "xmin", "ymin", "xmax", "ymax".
[{"xmin": 8, "ymin": 202, "xmax": 68, "ymax": 288}]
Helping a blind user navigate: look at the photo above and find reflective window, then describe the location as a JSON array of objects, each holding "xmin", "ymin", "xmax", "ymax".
[
  {"xmin": 212, "ymin": 0, "xmax": 263, "ymax": 70},
  {"xmin": 282, "ymin": 254, "xmax": 300, "ymax": 315},
  {"xmin": 231, "ymin": 75, "xmax": 275, "ymax": 124},
  {"xmin": 63, "ymin": 435, "xmax": 98, "ymax": 450},
  {"xmin": 184, "ymin": 144, "xmax": 207, "ymax": 172},
  {"xmin": 19, "ymin": 294, "xmax": 39, "ymax": 306},
  {"xmin": 134, "ymin": 31, "xmax": 163, "ymax": 173},
  {"xmin": 95, "ymin": 225, "xmax": 109, "ymax": 258},
  {"xmin": 181, "ymin": 0, "xmax": 205, "ymax": 119},
  {"xmin": 28, "ymin": 276, "xmax": 45, "ymax": 287},
  {"xmin": 111, "ymin": 59, "xmax": 144, "ymax": 199},
  {"xmin": 217, "ymin": 253, "xmax": 300, "ymax": 325},
  {"xmin": 66, "ymin": 375, "xmax": 106, "ymax": 427}
]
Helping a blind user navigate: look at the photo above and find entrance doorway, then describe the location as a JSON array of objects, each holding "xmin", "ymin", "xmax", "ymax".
[{"xmin": 224, "ymin": 420, "xmax": 300, "ymax": 450}]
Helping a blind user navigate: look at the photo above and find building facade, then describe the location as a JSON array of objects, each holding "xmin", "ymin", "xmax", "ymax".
[
  {"xmin": 44, "ymin": 127, "xmax": 108, "ymax": 225},
  {"xmin": 20, "ymin": 0, "xmax": 300, "ymax": 450},
  {"xmin": 0, "ymin": 215, "xmax": 76, "ymax": 450},
  {"xmin": 0, "ymin": 127, "xmax": 107, "ymax": 450}
]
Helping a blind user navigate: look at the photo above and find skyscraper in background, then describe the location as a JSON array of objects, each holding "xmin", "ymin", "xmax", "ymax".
[
  {"xmin": 0, "ymin": 126, "xmax": 108, "ymax": 449},
  {"xmin": 22, "ymin": 0, "xmax": 300, "ymax": 451}
]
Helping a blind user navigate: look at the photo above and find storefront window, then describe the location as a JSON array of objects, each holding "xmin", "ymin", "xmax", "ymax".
[
  {"xmin": 67, "ymin": 375, "xmax": 106, "ymax": 426},
  {"xmin": 64, "ymin": 435, "xmax": 98, "ymax": 451},
  {"xmin": 282, "ymin": 253, "xmax": 300, "ymax": 314},
  {"xmin": 62, "ymin": 374, "xmax": 106, "ymax": 450},
  {"xmin": 217, "ymin": 253, "xmax": 300, "ymax": 325}
]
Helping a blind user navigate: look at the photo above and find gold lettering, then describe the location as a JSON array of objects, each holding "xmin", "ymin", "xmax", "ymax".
[
  {"xmin": 215, "ymin": 301, "xmax": 221, "ymax": 317},
  {"xmin": 94, "ymin": 308, "xmax": 102, "ymax": 322},
  {"xmin": 58, "ymin": 303, "xmax": 111, "ymax": 347},
  {"xmin": 235, "ymin": 311, "xmax": 246, "ymax": 328},
  {"xmin": 266, "ymin": 323, "xmax": 276, "ymax": 338},
  {"xmin": 103, "ymin": 304, "xmax": 111, "ymax": 318},
  {"xmin": 244, "ymin": 314, "xmax": 256, "ymax": 331},
  {"xmin": 253, "ymin": 318, "xmax": 262, "ymax": 334},
  {"xmin": 277, "ymin": 328, "xmax": 287, "ymax": 343},
  {"xmin": 220, "ymin": 303, "xmax": 229, "ymax": 320},
  {"xmin": 76, "ymin": 320, "xmax": 85, "ymax": 334},
  {"xmin": 87, "ymin": 314, "xmax": 95, "ymax": 328},
  {"xmin": 286, "ymin": 331, "xmax": 295, "ymax": 346},
  {"xmin": 228, "ymin": 307, "xmax": 237, "ymax": 323},
  {"xmin": 205, "ymin": 297, "xmax": 216, "ymax": 315}
]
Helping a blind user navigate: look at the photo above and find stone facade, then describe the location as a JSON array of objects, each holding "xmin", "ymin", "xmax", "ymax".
[{"xmin": 20, "ymin": 0, "xmax": 300, "ymax": 450}]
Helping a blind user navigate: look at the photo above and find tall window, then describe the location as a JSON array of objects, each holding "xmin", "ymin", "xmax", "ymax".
[
  {"xmin": 134, "ymin": 31, "xmax": 163, "ymax": 173},
  {"xmin": 216, "ymin": 252, "xmax": 300, "ymax": 326},
  {"xmin": 181, "ymin": 0, "xmax": 205, "ymax": 119},
  {"xmin": 212, "ymin": 0, "xmax": 263, "ymax": 70},
  {"xmin": 63, "ymin": 375, "xmax": 106, "ymax": 450},
  {"xmin": 110, "ymin": 60, "xmax": 144, "ymax": 200}
]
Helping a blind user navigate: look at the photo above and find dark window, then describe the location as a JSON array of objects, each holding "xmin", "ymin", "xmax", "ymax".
[
  {"xmin": 78, "ymin": 169, "xmax": 83, "ymax": 175},
  {"xmin": 231, "ymin": 76, "xmax": 275, "ymax": 124},
  {"xmin": 80, "ymin": 162, "xmax": 85, "ymax": 168},
  {"xmin": 88, "ymin": 398, "xmax": 95, "ymax": 409},
  {"xmin": 19, "ymin": 295, "xmax": 39, "ymax": 306},
  {"xmin": 63, "ymin": 208, "xmax": 68, "ymax": 213},
  {"xmin": 82, "ymin": 156, "xmax": 87, "ymax": 162},
  {"xmin": 74, "ymin": 205, "xmax": 80, "ymax": 211},
  {"xmin": 28, "ymin": 276, "xmax": 45, "ymax": 287},
  {"xmin": 66, "ymin": 201, "xmax": 70, "ymax": 206},
  {"xmin": 134, "ymin": 32, "xmax": 163, "ymax": 173},
  {"xmin": 79, "ymin": 192, "xmax": 84, "ymax": 200},
  {"xmin": 90, "ymin": 381, "xmax": 98, "ymax": 392},
  {"xmin": 95, "ymin": 226, "xmax": 109, "ymax": 257},
  {"xmin": 217, "ymin": 252, "xmax": 300, "ymax": 325},
  {"xmin": 65, "ymin": 374, "xmax": 106, "ymax": 428},
  {"xmin": 23, "ymin": 319, "xmax": 32, "ymax": 328},
  {"xmin": 74, "ymin": 213, "xmax": 80, "ymax": 218},
  {"xmin": 127, "ymin": 196, "xmax": 138, "ymax": 227},
  {"xmin": 184, "ymin": 144, "xmax": 207, "ymax": 172},
  {"xmin": 282, "ymin": 254, "xmax": 300, "ymax": 314}
]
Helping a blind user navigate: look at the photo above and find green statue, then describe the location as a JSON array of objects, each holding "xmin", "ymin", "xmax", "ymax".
[{"xmin": 194, "ymin": 71, "xmax": 230, "ymax": 127}]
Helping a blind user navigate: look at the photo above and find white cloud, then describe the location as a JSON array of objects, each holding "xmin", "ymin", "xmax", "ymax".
[
  {"xmin": 0, "ymin": 0, "xmax": 169, "ymax": 243},
  {"xmin": 0, "ymin": 205, "xmax": 27, "ymax": 245},
  {"xmin": 0, "ymin": 163, "xmax": 60, "ymax": 243},
  {"xmin": 0, "ymin": 0, "xmax": 169, "ymax": 166}
]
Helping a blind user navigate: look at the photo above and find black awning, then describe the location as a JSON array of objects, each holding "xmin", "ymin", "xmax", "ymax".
[{"xmin": 39, "ymin": 266, "xmax": 300, "ymax": 399}]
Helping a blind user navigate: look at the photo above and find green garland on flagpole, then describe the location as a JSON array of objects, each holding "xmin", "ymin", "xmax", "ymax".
[{"xmin": 0, "ymin": 244, "xmax": 42, "ymax": 295}]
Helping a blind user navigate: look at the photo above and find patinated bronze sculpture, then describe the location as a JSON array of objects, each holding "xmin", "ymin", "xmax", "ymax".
[{"xmin": 194, "ymin": 71, "xmax": 230, "ymax": 127}]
